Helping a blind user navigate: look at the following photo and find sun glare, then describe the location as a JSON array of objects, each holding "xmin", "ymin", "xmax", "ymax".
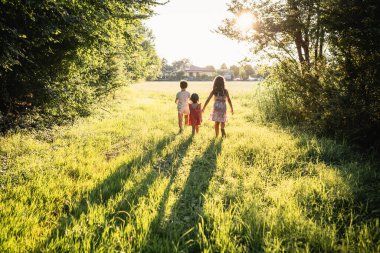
[
  {"xmin": 236, "ymin": 12, "xmax": 255, "ymax": 32},
  {"xmin": 146, "ymin": 0, "xmax": 254, "ymax": 67}
]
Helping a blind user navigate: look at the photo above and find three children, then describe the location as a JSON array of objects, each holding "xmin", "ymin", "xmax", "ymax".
[{"xmin": 175, "ymin": 76, "xmax": 233, "ymax": 137}]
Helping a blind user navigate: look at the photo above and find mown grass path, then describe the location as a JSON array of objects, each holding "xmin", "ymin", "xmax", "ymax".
[{"xmin": 0, "ymin": 82, "xmax": 379, "ymax": 252}]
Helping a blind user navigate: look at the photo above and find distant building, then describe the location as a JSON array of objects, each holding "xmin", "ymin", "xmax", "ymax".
[
  {"xmin": 223, "ymin": 73, "xmax": 233, "ymax": 81},
  {"xmin": 184, "ymin": 65, "xmax": 215, "ymax": 80}
]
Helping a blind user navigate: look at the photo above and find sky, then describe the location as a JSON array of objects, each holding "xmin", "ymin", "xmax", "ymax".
[{"xmin": 145, "ymin": 0, "xmax": 252, "ymax": 68}]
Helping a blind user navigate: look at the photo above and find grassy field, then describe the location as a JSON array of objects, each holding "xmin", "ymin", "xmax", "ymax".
[{"xmin": 0, "ymin": 81, "xmax": 379, "ymax": 252}]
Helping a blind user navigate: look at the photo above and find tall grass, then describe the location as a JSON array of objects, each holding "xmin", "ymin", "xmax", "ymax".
[{"xmin": 0, "ymin": 81, "xmax": 379, "ymax": 252}]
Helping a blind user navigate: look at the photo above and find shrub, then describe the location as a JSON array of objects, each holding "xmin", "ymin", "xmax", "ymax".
[{"xmin": 0, "ymin": 1, "xmax": 161, "ymax": 130}]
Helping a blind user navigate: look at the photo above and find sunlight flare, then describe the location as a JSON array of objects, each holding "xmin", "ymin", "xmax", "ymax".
[{"xmin": 235, "ymin": 12, "xmax": 255, "ymax": 32}]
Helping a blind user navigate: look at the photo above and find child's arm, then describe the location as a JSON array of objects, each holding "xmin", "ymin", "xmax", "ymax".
[
  {"xmin": 175, "ymin": 94, "xmax": 178, "ymax": 104},
  {"xmin": 226, "ymin": 90, "xmax": 234, "ymax": 114},
  {"xmin": 202, "ymin": 91, "xmax": 213, "ymax": 113}
]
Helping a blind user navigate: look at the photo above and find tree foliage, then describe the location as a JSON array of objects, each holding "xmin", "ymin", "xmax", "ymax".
[
  {"xmin": 229, "ymin": 65, "xmax": 240, "ymax": 78},
  {"xmin": 0, "ymin": 0, "xmax": 162, "ymax": 129},
  {"xmin": 219, "ymin": 0, "xmax": 328, "ymax": 70},
  {"xmin": 158, "ymin": 58, "xmax": 191, "ymax": 81},
  {"xmin": 206, "ymin": 65, "xmax": 216, "ymax": 72},
  {"xmin": 220, "ymin": 0, "xmax": 380, "ymax": 147},
  {"xmin": 172, "ymin": 58, "xmax": 191, "ymax": 72},
  {"xmin": 241, "ymin": 63, "xmax": 255, "ymax": 80}
]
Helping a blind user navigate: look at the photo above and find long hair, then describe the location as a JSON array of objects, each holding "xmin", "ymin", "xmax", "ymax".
[{"xmin": 212, "ymin": 76, "xmax": 226, "ymax": 96}]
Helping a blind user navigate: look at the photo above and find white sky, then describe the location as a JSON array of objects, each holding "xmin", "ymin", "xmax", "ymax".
[{"xmin": 145, "ymin": 0, "xmax": 252, "ymax": 68}]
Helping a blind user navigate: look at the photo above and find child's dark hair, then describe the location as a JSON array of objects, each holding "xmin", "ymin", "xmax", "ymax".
[
  {"xmin": 212, "ymin": 75, "xmax": 226, "ymax": 96},
  {"xmin": 180, "ymin": 80, "xmax": 188, "ymax": 89},
  {"xmin": 190, "ymin": 93, "xmax": 199, "ymax": 103}
]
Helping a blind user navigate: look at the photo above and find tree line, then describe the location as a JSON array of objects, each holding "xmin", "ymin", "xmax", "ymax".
[
  {"xmin": 159, "ymin": 58, "xmax": 268, "ymax": 81},
  {"xmin": 220, "ymin": 0, "xmax": 380, "ymax": 148},
  {"xmin": 0, "ymin": 0, "xmax": 162, "ymax": 130}
]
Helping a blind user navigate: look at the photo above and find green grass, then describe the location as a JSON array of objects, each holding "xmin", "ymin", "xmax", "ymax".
[{"xmin": 0, "ymin": 81, "xmax": 379, "ymax": 252}]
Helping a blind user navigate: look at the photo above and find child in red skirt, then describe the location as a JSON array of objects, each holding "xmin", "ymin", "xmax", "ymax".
[{"xmin": 189, "ymin": 93, "xmax": 202, "ymax": 135}]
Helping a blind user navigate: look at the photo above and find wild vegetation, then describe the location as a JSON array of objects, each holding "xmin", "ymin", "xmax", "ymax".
[
  {"xmin": 0, "ymin": 0, "xmax": 161, "ymax": 130},
  {"xmin": 1, "ymin": 82, "xmax": 379, "ymax": 252},
  {"xmin": 219, "ymin": 0, "xmax": 380, "ymax": 148},
  {"xmin": 0, "ymin": 0, "xmax": 379, "ymax": 251}
]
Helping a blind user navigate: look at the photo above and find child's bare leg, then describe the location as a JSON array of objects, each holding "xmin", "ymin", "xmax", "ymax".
[
  {"xmin": 178, "ymin": 113, "xmax": 183, "ymax": 132},
  {"xmin": 184, "ymin": 114, "xmax": 189, "ymax": 126},
  {"xmin": 192, "ymin": 125, "xmax": 196, "ymax": 135},
  {"xmin": 214, "ymin": 122, "xmax": 220, "ymax": 137},
  {"xmin": 221, "ymin": 122, "xmax": 226, "ymax": 137},
  {"xmin": 195, "ymin": 125, "xmax": 199, "ymax": 133}
]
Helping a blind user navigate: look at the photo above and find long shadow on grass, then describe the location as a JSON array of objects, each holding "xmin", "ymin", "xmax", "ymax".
[
  {"xmin": 75, "ymin": 135, "xmax": 195, "ymax": 251},
  {"xmin": 142, "ymin": 138, "xmax": 222, "ymax": 252},
  {"xmin": 36, "ymin": 134, "xmax": 176, "ymax": 251},
  {"xmin": 105, "ymin": 135, "xmax": 194, "ymax": 229}
]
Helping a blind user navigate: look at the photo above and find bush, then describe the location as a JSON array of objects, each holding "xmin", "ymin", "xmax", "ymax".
[
  {"xmin": 0, "ymin": 1, "xmax": 161, "ymax": 131},
  {"xmin": 260, "ymin": 58, "xmax": 380, "ymax": 148}
]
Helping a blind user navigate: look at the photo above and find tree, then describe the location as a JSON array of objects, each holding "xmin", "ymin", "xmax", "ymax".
[
  {"xmin": 220, "ymin": 0, "xmax": 380, "ymax": 147},
  {"xmin": 244, "ymin": 64, "xmax": 255, "ymax": 78},
  {"xmin": 172, "ymin": 58, "xmax": 191, "ymax": 72},
  {"xmin": 206, "ymin": 65, "xmax": 216, "ymax": 72},
  {"xmin": 256, "ymin": 65, "xmax": 270, "ymax": 78},
  {"xmin": 229, "ymin": 65, "xmax": 240, "ymax": 78},
  {"xmin": 0, "ymin": 0, "xmax": 163, "ymax": 129},
  {"xmin": 219, "ymin": 0, "xmax": 325, "ymax": 72},
  {"xmin": 175, "ymin": 71, "xmax": 186, "ymax": 80},
  {"xmin": 239, "ymin": 66, "xmax": 247, "ymax": 80},
  {"xmin": 321, "ymin": 0, "xmax": 380, "ymax": 146},
  {"xmin": 140, "ymin": 28, "xmax": 162, "ymax": 81},
  {"xmin": 160, "ymin": 58, "xmax": 174, "ymax": 79}
]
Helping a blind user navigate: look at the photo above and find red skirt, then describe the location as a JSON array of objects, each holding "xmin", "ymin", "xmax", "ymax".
[{"xmin": 189, "ymin": 103, "xmax": 202, "ymax": 126}]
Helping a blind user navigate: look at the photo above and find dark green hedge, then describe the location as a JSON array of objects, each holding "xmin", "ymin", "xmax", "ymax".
[{"xmin": 0, "ymin": 0, "xmax": 161, "ymax": 130}]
